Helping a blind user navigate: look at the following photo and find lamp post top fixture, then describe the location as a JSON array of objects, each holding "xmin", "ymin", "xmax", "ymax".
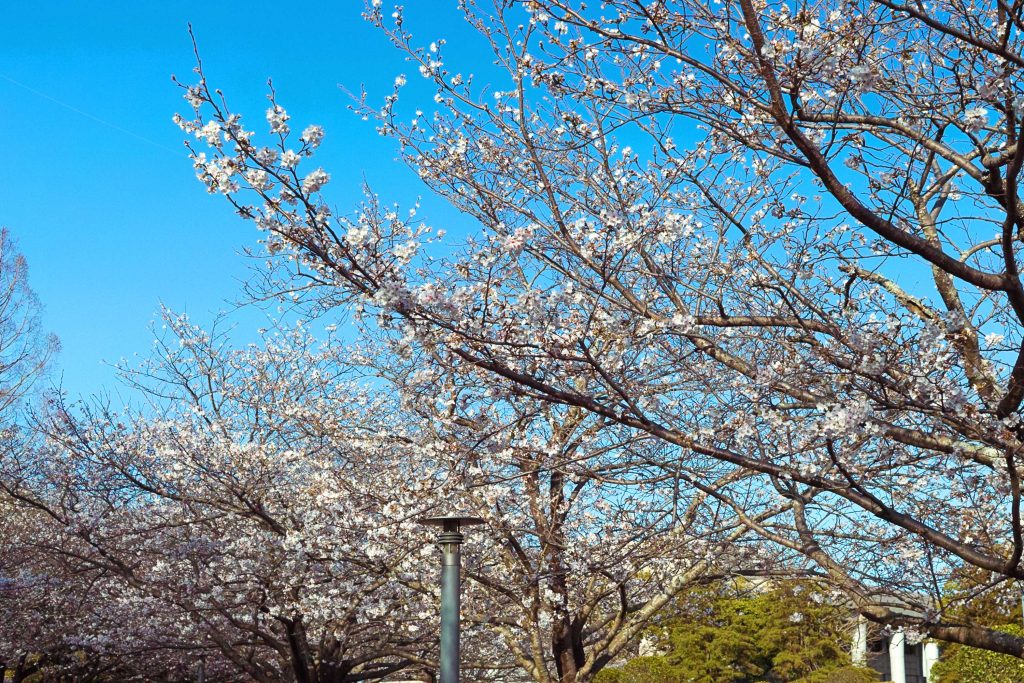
[{"xmin": 419, "ymin": 515, "xmax": 485, "ymax": 533}]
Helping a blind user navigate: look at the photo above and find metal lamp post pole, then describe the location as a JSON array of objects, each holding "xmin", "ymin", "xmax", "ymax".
[
  {"xmin": 421, "ymin": 515, "xmax": 483, "ymax": 683},
  {"xmin": 439, "ymin": 521, "xmax": 463, "ymax": 683}
]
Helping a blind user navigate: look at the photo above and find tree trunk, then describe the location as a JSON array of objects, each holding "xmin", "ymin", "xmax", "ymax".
[
  {"xmin": 315, "ymin": 635, "xmax": 354, "ymax": 683},
  {"xmin": 548, "ymin": 470, "xmax": 586, "ymax": 683},
  {"xmin": 281, "ymin": 615, "xmax": 315, "ymax": 683}
]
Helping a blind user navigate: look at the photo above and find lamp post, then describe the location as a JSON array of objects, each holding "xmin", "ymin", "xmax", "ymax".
[{"xmin": 420, "ymin": 515, "xmax": 484, "ymax": 683}]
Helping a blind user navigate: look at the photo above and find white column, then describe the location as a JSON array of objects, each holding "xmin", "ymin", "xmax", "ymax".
[
  {"xmin": 851, "ymin": 615, "xmax": 868, "ymax": 667},
  {"xmin": 888, "ymin": 629, "xmax": 906, "ymax": 683},
  {"xmin": 922, "ymin": 641, "xmax": 940, "ymax": 681}
]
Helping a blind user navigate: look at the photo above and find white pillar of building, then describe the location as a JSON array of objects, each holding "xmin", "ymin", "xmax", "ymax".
[
  {"xmin": 922, "ymin": 641, "xmax": 940, "ymax": 681},
  {"xmin": 851, "ymin": 615, "xmax": 868, "ymax": 667},
  {"xmin": 888, "ymin": 629, "xmax": 907, "ymax": 683}
]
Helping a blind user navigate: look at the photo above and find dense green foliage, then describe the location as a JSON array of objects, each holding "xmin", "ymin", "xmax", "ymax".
[
  {"xmin": 928, "ymin": 567, "xmax": 1024, "ymax": 683},
  {"xmin": 596, "ymin": 581, "xmax": 878, "ymax": 683},
  {"xmin": 930, "ymin": 624, "xmax": 1024, "ymax": 683}
]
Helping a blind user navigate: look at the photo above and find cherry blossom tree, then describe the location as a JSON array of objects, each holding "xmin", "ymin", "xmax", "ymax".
[
  {"xmin": 0, "ymin": 316, "xmax": 438, "ymax": 682},
  {"xmin": 0, "ymin": 494, "xmax": 214, "ymax": 682},
  {"xmin": 172, "ymin": 0, "xmax": 1024, "ymax": 663},
  {"xmin": 2, "ymin": 303, "xmax": 794, "ymax": 683},
  {"xmin": 364, "ymin": 337, "xmax": 791, "ymax": 682}
]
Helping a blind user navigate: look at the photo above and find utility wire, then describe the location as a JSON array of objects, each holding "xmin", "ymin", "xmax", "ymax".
[{"xmin": 0, "ymin": 73, "xmax": 182, "ymax": 154}]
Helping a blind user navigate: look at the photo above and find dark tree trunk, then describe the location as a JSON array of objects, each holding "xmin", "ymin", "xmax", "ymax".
[
  {"xmin": 281, "ymin": 615, "xmax": 315, "ymax": 683},
  {"xmin": 548, "ymin": 470, "xmax": 587, "ymax": 683},
  {"xmin": 315, "ymin": 635, "xmax": 355, "ymax": 683}
]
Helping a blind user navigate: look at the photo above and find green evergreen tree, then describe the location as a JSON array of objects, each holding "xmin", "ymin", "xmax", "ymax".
[{"xmin": 596, "ymin": 581, "xmax": 878, "ymax": 683}]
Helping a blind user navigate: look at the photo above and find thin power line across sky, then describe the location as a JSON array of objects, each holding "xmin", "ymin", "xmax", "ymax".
[{"xmin": 0, "ymin": 73, "xmax": 180, "ymax": 154}]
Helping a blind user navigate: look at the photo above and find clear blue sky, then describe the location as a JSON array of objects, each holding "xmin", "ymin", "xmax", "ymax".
[{"xmin": 0, "ymin": 2, "xmax": 488, "ymax": 398}]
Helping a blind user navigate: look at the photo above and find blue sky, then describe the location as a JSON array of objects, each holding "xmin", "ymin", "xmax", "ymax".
[{"xmin": 1, "ymin": 2, "xmax": 489, "ymax": 398}]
